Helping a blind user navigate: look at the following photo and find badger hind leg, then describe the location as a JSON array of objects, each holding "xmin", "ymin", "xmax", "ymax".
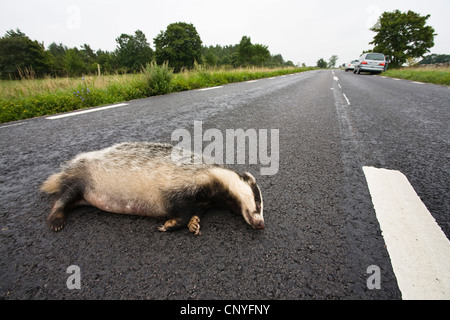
[
  {"xmin": 158, "ymin": 218, "xmax": 186, "ymax": 233},
  {"xmin": 47, "ymin": 182, "xmax": 84, "ymax": 231}
]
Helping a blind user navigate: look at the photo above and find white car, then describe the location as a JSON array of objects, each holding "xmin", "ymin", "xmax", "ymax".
[
  {"xmin": 353, "ymin": 53, "xmax": 387, "ymax": 74},
  {"xmin": 345, "ymin": 60, "xmax": 358, "ymax": 72}
]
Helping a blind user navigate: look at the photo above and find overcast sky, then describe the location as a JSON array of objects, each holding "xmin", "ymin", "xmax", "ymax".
[{"xmin": 1, "ymin": 0, "xmax": 449, "ymax": 66}]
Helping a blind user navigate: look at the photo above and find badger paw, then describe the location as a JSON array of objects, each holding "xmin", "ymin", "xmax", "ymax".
[
  {"xmin": 47, "ymin": 211, "xmax": 66, "ymax": 232},
  {"xmin": 158, "ymin": 219, "xmax": 178, "ymax": 232},
  {"xmin": 188, "ymin": 216, "xmax": 201, "ymax": 235}
]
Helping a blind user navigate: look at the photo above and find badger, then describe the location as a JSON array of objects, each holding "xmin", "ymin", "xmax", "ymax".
[{"xmin": 40, "ymin": 142, "xmax": 264, "ymax": 235}]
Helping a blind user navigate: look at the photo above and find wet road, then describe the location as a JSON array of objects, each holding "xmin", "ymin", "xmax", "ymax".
[{"xmin": 1, "ymin": 69, "xmax": 448, "ymax": 300}]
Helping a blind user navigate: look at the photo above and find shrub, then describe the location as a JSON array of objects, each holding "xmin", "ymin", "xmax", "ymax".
[{"xmin": 141, "ymin": 61, "xmax": 173, "ymax": 95}]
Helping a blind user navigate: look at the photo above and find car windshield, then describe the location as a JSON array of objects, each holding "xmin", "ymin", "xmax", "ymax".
[{"xmin": 366, "ymin": 53, "xmax": 385, "ymax": 61}]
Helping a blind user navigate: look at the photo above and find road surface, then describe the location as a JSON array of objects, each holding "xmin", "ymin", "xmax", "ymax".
[{"xmin": 0, "ymin": 69, "xmax": 448, "ymax": 301}]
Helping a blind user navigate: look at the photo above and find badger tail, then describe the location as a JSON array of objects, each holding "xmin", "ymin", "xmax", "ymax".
[{"xmin": 40, "ymin": 172, "xmax": 64, "ymax": 194}]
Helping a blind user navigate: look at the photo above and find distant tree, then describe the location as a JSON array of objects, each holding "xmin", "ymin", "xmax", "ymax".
[
  {"xmin": 154, "ymin": 22, "xmax": 202, "ymax": 72},
  {"xmin": 64, "ymin": 48, "xmax": 86, "ymax": 76},
  {"xmin": 237, "ymin": 36, "xmax": 270, "ymax": 66},
  {"xmin": 115, "ymin": 30, "xmax": 154, "ymax": 72},
  {"xmin": 47, "ymin": 42, "xmax": 68, "ymax": 76},
  {"xmin": 328, "ymin": 55, "xmax": 338, "ymax": 68},
  {"xmin": 0, "ymin": 29, "xmax": 51, "ymax": 79},
  {"xmin": 419, "ymin": 53, "xmax": 450, "ymax": 64},
  {"xmin": 96, "ymin": 49, "xmax": 115, "ymax": 74},
  {"xmin": 316, "ymin": 58, "xmax": 327, "ymax": 68},
  {"xmin": 370, "ymin": 10, "xmax": 436, "ymax": 68}
]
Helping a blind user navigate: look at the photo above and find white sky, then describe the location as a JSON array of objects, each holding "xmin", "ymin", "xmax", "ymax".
[{"xmin": 1, "ymin": 0, "xmax": 449, "ymax": 66}]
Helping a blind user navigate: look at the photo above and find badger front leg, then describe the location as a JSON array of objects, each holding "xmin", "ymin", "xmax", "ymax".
[{"xmin": 187, "ymin": 216, "xmax": 201, "ymax": 235}]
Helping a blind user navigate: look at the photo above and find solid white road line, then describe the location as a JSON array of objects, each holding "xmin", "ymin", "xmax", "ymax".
[
  {"xmin": 363, "ymin": 166, "xmax": 450, "ymax": 300},
  {"xmin": 46, "ymin": 103, "xmax": 129, "ymax": 120},
  {"xmin": 197, "ymin": 86, "xmax": 223, "ymax": 91}
]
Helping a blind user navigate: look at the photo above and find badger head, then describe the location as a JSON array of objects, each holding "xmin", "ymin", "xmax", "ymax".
[{"xmin": 238, "ymin": 172, "xmax": 265, "ymax": 229}]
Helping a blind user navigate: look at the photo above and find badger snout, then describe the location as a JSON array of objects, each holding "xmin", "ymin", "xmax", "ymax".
[{"xmin": 253, "ymin": 220, "xmax": 265, "ymax": 229}]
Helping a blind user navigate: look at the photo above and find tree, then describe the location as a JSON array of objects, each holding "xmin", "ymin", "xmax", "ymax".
[
  {"xmin": 370, "ymin": 10, "xmax": 436, "ymax": 68},
  {"xmin": 115, "ymin": 30, "xmax": 154, "ymax": 72},
  {"xmin": 64, "ymin": 48, "xmax": 86, "ymax": 76},
  {"xmin": 328, "ymin": 55, "xmax": 338, "ymax": 68},
  {"xmin": 237, "ymin": 36, "xmax": 270, "ymax": 66},
  {"xmin": 0, "ymin": 29, "xmax": 51, "ymax": 79},
  {"xmin": 419, "ymin": 53, "xmax": 450, "ymax": 64},
  {"xmin": 47, "ymin": 42, "xmax": 68, "ymax": 76},
  {"xmin": 154, "ymin": 22, "xmax": 202, "ymax": 72},
  {"xmin": 316, "ymin": 58, "xmax": 327, "ymax": 68},
  {"xmin": 251, "ymin": 43, "xmax": 270, "ymax": 66}
]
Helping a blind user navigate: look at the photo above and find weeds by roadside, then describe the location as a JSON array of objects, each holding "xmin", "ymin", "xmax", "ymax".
[
  {"xmin": 383, "ymin": 67, "xmax": 450, "ymax": 85},
  {"xmin": 0, "ymin": 65, "xmax": 314, "ymax": 123}
]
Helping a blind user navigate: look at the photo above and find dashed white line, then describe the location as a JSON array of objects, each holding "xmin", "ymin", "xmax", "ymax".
[
  {"xmin": 46, "ymin": 103, "xmax": 129, "ymax": 120},
  {"xmin": 412, "ymin": 81, "xmax": 425, "ymax": 85},
  {"xmin": 0, "ymin": 122, "xmax": 26, "ymax": 129},
  {"xmin": 343, "ymin": 93, "xmax": 351, "ymax": 106},
  {"xmin": 363, "ymin": 166, "xmax": 450, "ymax": 300},
  {"xmin": 245, "ymin": 80, "xmax": 258, "ymax": 83},
  {"xmin": 197, "ymin": 86, "xmax": 223, "ymax": 92}
]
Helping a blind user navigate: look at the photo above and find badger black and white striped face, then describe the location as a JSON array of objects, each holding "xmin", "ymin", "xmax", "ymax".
[{"xmin": 239, "ymin": 172, "xmax": 265, "ymax": 230}]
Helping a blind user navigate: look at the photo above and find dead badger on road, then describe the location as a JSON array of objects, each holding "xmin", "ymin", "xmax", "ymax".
[{"xmin": 41, "ymin": 142, "xmax": 264, "ymax": 235}]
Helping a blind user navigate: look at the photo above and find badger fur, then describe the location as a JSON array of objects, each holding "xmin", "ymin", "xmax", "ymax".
[{"xmin": 41, "ymin": 142, "xmax": 264, "ymax": 235}]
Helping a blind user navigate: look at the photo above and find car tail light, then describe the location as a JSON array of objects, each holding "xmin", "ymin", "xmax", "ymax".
[
  {"xmin": 361, "ymin": 61, "xmax": 368, "ymax": 65},
  {"xmin": 379, "ymin": 62, "xmax": 385, "ymax": 66}
]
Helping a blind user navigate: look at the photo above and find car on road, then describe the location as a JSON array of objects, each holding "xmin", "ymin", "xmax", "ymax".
[
  {"xmin": 345, "ymin": 60, "xmax": 359, "ymax": 72},
  {"xmin": 353, "ymin": 53, "xmax": 387, "ymax": 74}
]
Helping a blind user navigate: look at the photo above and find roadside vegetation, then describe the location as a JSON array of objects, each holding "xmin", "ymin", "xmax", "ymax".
[
  {"xmin": 0, "ymin": 64, "xmax": 314, "ymax": 123},
  {"xmin": 0, "ymin": 21, "xmax": 311, "ymax": 123},
  {"xmin": 383, "ymin": 67, "xmax": 450, "ymax": 86}
]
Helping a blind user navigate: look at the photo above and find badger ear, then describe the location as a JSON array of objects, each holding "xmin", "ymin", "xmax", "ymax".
[{"xmin": 240, "ymin": 171, "xmax": 256, "ymax": 184}]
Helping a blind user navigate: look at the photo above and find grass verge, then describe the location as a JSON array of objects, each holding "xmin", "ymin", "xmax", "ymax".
[
  {"xmin": 383, "ymin": 67, "xmax": 450, "ymax": 86},
  {"xmin": 0, "ymin": 65, "xmax": 315, "ymax": 124}
]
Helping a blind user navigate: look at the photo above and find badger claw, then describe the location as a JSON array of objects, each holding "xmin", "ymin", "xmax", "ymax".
[{"xmin": 188, "ymin": 216, "xmax": 201, "ymax": 235}]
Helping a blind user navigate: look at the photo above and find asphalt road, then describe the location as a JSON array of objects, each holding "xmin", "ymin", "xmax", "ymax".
[{"xmin": 0, "ymin": 69, "xmax": 448, "ymax": 300}]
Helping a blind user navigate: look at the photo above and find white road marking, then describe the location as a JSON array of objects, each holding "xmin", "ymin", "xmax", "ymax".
[
  {"xmin": 412, "ymin": 81, "xmax": 425, "ymax": 84},
  {"xmin": 46, "ymin": 103, "xmax": 129, "ymax": 120},
  {"xmin": 363, "ymin": 166, "xmax": 450, "ymax": 300},
  {"xmin": 0, "ymin": 122, "xmax": 26, "ymax": 129},
  {"xmin": 392, "ymin": 78, "xmax": 402, "ymax": 81},
  {"xmin": 343, "ymin": 93, "xmax": 351, "ymax": 106},
  {"xmin": 245, "ymin": 80, "xmax": 258, "ymax": 83},
  {"xmin": 268, "ymin": 77, "xmax": 276, "ymax": 80},
  {"xmin": 197, "ymin": 86, "xmax": 223, "ymax": 91},
  {"xmin": 338, "ymin": 83, "xmax": 342, "ymax": 89},
  {"xmin": 333, "ymin": 76, "xmax": 339, "ymax": 81}
]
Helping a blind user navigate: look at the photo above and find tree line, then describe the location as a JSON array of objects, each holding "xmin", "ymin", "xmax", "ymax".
[{"xmin": 0, "ymin": 22, "xmax": 295, "ymax": 80}]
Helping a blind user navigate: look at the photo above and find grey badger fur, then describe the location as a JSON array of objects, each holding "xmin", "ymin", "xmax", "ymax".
[{"xmin": 41, "ymin": 142, "xmax": 264, "ymax": 235}]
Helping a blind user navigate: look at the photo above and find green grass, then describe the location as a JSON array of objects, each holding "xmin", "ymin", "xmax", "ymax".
[
  {"xmin": 383, "ymin": 67, "xmax": 450, "ymax": 86},
  {"xmin": 0, "ymin": 65, "xmax": 315, "ymax": 124}
]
